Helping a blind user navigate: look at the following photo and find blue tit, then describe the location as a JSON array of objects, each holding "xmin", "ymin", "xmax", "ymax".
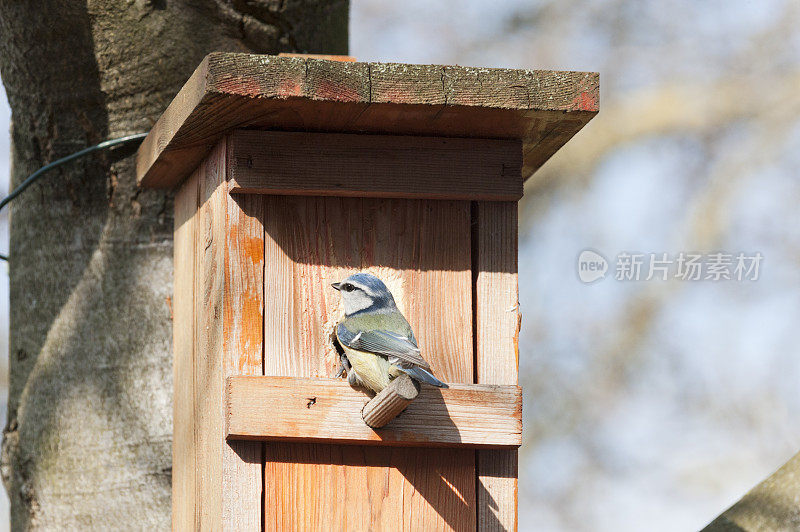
[{"xmin": 331, "ymin": 273, "xmax": 447, "ymax": 394}]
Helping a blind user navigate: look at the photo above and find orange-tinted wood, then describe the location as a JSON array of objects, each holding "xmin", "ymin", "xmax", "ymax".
[
  {"xmin": 176, "ymin": 145, "xmax": 242, "ymax": 530},
  {"xmin": 187, "ymin": 137, "xmax": 265, "ymax": 531},
  {"xmin": 261, "ymin": 195, "xmax": 476, "ymax": 530},
  {"xmin": 221, "ymin": 164, "xmax": 265, "ymax": 528}
]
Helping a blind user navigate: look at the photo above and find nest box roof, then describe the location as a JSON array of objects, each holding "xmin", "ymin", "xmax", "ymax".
[{"xmin": 136, "ymin": 52, "xmax": 598, "ymax": 189}]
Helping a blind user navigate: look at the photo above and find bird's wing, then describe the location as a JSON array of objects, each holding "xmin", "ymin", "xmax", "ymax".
[{"xmin": 337, "ymin": 322, "xmax": 431, "ymax": 370}]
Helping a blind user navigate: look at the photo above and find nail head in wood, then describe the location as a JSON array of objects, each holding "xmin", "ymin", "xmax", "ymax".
[
  {"xmin": 226, "ymin": 376, "xmax": 522, "ymax": 448},
  {"xmin": 361, "ymin": 374, "xmax": 421, "ymax": 429}
]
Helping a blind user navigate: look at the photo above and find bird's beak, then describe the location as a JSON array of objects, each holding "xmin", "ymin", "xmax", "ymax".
[{"xmin": 331, "ymin": 282, "xmax": 341, "ymax": 291}]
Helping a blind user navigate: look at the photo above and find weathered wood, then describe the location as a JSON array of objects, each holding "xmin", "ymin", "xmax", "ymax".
[
  {"xmin": 478, "ymin": 450, "xmax": 519, "ymax": 532},
  {"xmin": 181, "ymin": 136, "xmax": 268, "ymax": 530},
  {"xmin": 474, "ymin": 202, "xmax": 519, "ymax": 384},
  {"xmin": 361, "ymin": 374, "xmax": 420, "ymax": 429},
  {"xmin": 136, "ymin": 52, "xmax": 598, "ymax": 188},
  {"xmin": 164, "ymin": 80, "xmax": 533, "ymax": 529},
  {"xmin": 221, "ymin": 146, "xmax": 264, "ymax": 529},
  {"xmin": 227, "ymin": 130, "xmax": 523, "ymax": 200},
  {"xmin": 474, "ymin": 201, "xmax": 521, "ymax": 531},
  {"xmin": 226, "ymin": 376, "xmax": 521, "ymax": 446},
  {"xmin": 172, "ymin": 165, "xmax": 199, "ymax": 531},
  {"xmin": 278, "ymin": 52, "xmax": 356, "ymax": 62},
  {"xmin": 194, "ymin": 140, "xmax": 227, "ymax": 530},
  {"xmin": 261, "ymin": 195, "xmax": 476, "ymax": 530}
]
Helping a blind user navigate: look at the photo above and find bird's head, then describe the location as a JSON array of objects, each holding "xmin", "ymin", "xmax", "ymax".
[{"xmin": 332, "ymin": 273, "xmax": 397, "ymax": 316}]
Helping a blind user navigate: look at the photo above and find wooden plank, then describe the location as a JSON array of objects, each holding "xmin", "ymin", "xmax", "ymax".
[
  {"xmin": 227, "ymin": 130, "xmax": 522, "ymax": 200},
  {"xmin": 221, "ymin": 138, "xmax": 264, "ymax": 530},
  {"xmin": 136, "ymin": 52, "xmax": 598, "ymax": 188},
  {"xmin": 172, "ymin": 164, "xmax": 199, "ymax": 531},
  {"xmin": 136, "ymin": 56, "xmax": 214, "ymax": 189},
  {"xmin": 474, "ymin": 201, "xmax": 521, "ymax": 531},
  {"xmin": 477, "ymin": 450, "xmax": 519, "ymax": 532},
  {"xmin": 194, "ymin": 139, "xmax": 227, "ymax": 530},
  {"xmin": 226, "ymin": 376, "xmax": 522, "ymax": 447},
  {"xmin": 262, "ymin": 196, "xmax": 476, "ymax": 530},
  {"xmin": 278, "ymin": 53, "xmax": 357, "ymax": 62},
  {"xmin": 264, "ymin": 444, "xmax": 477, "ymax": 531}
]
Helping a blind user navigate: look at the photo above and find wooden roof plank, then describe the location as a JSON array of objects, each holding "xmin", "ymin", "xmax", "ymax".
[{"xmin": 136, "ymin": 52, "xmax": 598, "ymax": 189}]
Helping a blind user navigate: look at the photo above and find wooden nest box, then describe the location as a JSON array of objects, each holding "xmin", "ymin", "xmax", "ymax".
[{"xmin": 137, "ymin": 52, "xmax": 598, "ymax": 531}]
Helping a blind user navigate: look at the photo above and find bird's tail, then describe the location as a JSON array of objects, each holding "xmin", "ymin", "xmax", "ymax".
[{"xmin": 402, "ymin": 366, "xmax": 448, "ymax": 388}]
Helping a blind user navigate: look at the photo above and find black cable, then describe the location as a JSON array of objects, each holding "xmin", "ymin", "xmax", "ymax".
[{"xmin": 0, "ymin": 132, "xmax": 147, "ymax": 262}]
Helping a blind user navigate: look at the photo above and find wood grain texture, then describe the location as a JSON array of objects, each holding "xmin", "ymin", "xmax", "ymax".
[
  {"xmin": 227, "ymin": 130, "xmax": 523, "ymax": 200},
  {"xmin": 361, "ymin": 374, "xmax": 420, "ymax": 429},
  {"xmin": 194, "ymin": 139, "xmax": 227, "ymax": 530},
  {"xmin": 227, "ymin": 376, "xmax": 521, "ymax": 447},
  {"xmin": 264, "ymin": 444, "xmax": 476, "ymax": 531},
  {"xmin": 277, "ymin": 53, "xmax": 356, "ymax": 62},
  {"xmin": 475, "ymin": 202, "xmax": 520, "ymax": 385},
  {"xmin": 172, "ymin": 164, "xmax": 199, "ymax": 531},
  {"xmin": 262, "ymin": 195, "xmax": 476, "ymax": 531},
  {"xmin": 221, "ymin": 144, "xmax": 264, "ymax": 530},
  {"xmin": 261, "ymin": 196, "xmax": 474, "ymax": 382},
  {"xmin": 474, "ymin": 201, "xmax": 521, "ymax": 532},
  {"xmin": 174, "ymin": 137, "xmax": 265, "ymax": 530},
  {"xmin": 477, "ymin": 450, "xmax": 519, "ymax": 532},
  {"xmin": 136, "ymin": 52, "xmax": 598, "ymax": 188}
]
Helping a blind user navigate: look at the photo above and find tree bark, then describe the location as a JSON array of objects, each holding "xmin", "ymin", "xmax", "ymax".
[
  {"xmin": 702, "ymin": 451, "xmax": 800, "ymax": 531},
  {"xmin": 0, "ymin": 1, "xmax": 347, "ymax": 529}
]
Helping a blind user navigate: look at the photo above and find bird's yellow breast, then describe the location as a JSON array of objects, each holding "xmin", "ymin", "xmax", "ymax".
[
  {"xmin": 338, "ymin": 336, "xmax": 403, "ymax": 394},
  {"xmin": 340, "ymin": 344, "xmax": 391, "ymax": 393}
]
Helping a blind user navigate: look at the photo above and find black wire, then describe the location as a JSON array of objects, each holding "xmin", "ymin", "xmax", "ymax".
[{"xmin": 0, "ymin": 132, "xmax": 147, "ymax": 262}]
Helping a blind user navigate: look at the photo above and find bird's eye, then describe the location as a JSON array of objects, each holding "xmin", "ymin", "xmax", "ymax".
[{"xmin": 343, "ymin": 283, "xmax": 355, "ymax": 292}]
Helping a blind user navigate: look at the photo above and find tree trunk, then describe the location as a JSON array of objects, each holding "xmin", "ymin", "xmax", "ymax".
[
  {"xmin": 0, "ymin": 2, "xmax": 347, "ymax": 529},
  {"xmin": 702, "ymin": 451, "xmax": 800, "ymax": 531}
]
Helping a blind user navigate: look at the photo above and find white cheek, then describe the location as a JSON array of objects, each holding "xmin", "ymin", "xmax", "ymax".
[{"xmin": 344, "ymin": 292, "xmax": 372, "ymax": 314}]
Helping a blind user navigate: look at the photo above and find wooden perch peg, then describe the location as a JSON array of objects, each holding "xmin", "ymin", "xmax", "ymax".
[{"xmin": 361, "ymin": 374, "xmax": 421, "ymax": 428}]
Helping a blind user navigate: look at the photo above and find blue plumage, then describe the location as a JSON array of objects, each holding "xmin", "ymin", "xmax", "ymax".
[{"xmin": 332, "ymin": 273, "xmax": 447, "ymax": 393}]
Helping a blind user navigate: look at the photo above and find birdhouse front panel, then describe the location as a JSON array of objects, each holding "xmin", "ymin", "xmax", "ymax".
[
  {"xmin": 172, "ymin": 133, "xmax": 521, "ymax": 531},
  {"xmin": 144, "ymin": 53, "xmax": 597, "ymax": 532},
  {"xmin": 260, "ymin": 193, "xmax": 475, "ymax": 531}
]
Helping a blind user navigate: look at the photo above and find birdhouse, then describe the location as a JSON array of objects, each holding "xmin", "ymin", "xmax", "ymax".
[{"xmin": 136, "ymin": 52, "xmax": 598, "ymax": 531}]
